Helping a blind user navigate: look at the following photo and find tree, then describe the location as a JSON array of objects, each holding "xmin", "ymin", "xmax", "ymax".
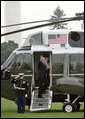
[
  {"xmin": 1, "ymin": 40, "xmax": 18, "ymax": 65},
  {"xmin": 49, "ymin": 6, "xmax": 67, "ymax": 29}
]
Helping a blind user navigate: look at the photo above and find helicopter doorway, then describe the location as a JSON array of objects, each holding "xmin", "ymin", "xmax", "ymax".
[
  {"xmin": 30, "ymin": 51, "xmax": 53, "ymax": 111},
  {"xmin": 34, "ymin": 52, "xmax": 52, "ymax": 88}
]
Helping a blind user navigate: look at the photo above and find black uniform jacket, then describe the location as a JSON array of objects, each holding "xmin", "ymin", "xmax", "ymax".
[{"xmin": 11, "ymin": 78, "xmax": 28, "ymax": 97}]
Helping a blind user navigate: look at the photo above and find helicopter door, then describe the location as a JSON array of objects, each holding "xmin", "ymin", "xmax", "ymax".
[{"xmin": 30, "ymin": 51, "xmax": 53, "ymax": 111}]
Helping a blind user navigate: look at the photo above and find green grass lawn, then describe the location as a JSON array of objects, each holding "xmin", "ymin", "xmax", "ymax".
[{"xmin": 1, "ymin": 98, "xmax": 84, "ymax": 118}]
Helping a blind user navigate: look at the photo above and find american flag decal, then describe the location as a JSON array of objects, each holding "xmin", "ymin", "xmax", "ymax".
[{"xmin": 48, "ymin": 34, "xmax": 67, "ymax": 44}]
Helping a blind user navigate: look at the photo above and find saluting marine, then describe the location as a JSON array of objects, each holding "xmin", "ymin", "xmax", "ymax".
[{"xmin": 11, "ymin": 73, "xmax": 29, "ymax": 113}]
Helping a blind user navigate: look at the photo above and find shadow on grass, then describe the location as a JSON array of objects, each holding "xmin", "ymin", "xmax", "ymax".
[
  {"xmin": 77, "ymin": 110, "xmax": 84, "ymax": 112},
  {"xmin": 1, "ymin": 109, "xmax": 17, "ymax": 113},
  {"xmin": 2, "ymin": 109, "xmax": 84, "ymax": 114},
  {"xmin": 26, "ymin": 109, "xmax": 84, "ymax": 113}
]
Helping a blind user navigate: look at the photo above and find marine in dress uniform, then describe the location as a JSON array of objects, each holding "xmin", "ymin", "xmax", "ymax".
[{"xmin": 11, "ymin": 73, "xmax": 28, "ymax": 113}]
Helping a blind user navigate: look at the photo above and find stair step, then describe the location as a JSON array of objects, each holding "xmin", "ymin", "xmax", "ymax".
[
  {"xmin": 34, "ymin": 96, "xmax": 50, "ymax": 99},
  {"xmin": 33, "ymin": 100, "xmax": 49, "ymax": 102},
  {"xmin": 30, "ymin": 90, "xmax": 53, "ymax": 111},
  {"xmin": 33, "ymin": 103, "xmax": 48, "ymax": 107},
  {"xmin": 34, "ymin": 94, "xmax": 51, "ymax": 97},
  {"xmin": 32, "ymin": 106, "xmax": 49, "ymax": 108}
]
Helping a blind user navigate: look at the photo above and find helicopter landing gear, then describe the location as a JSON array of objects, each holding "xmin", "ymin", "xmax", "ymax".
[
  {"xmin": 63, "ymin": 102, "xmax": 74, "ymax": 112},
  {"xmin": 72, "ymin": 96, "xmax": 81, "ymax": 111},
  {"xmin": 63, "ymin": 94, "xmax": 80, "ymax": 112},
  {"xmin": 73, "ymin": 102, "xmax": 81, "ymax": 111}
]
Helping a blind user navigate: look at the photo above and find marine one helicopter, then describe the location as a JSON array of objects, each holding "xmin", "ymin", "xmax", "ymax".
[{"xmin": 1, "ymin": 13, "xmax": 84, "ymax": 112}]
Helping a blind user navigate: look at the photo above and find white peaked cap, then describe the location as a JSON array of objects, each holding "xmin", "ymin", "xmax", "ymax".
[{"xmin": 18, "ymin": 73, "xmax": 24, "ymax": 76}]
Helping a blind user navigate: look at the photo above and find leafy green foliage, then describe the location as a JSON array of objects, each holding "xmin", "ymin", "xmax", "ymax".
[
  {"xmin": 50, "ymin": 6, "xmax": 67, "ymax": 29},
  {"xmin": 1, "ymin": 40, "xmax": 18, "ymax": 65}
]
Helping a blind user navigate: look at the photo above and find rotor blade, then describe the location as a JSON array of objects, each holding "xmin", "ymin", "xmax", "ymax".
[
  {"xmin": 1, "ymin": 20, "xmax": 49, "ymax": 28},
  {"xmin": 1, "ymin": 16, "xmax": 83, "ymax": 37}
]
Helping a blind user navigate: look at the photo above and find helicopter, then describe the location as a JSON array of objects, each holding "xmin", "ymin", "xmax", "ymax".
[{"xmin": 1, "ymin": 13, "xmax": 84, "ymax": 112}]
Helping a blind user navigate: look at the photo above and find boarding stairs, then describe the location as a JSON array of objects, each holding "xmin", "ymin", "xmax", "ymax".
[{"xmin": 30, "ymin": 88, "xmax": 53, "ymax": 111}]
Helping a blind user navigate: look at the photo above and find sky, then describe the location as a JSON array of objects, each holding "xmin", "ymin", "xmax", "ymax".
[{"xmin": 1, "ymin": 1, "xmax": 84, "ymax": 45}]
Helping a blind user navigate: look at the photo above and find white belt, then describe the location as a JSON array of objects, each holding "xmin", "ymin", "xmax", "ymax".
[{"xmin": 13, "ymin": 84, "xmax": 26, "ymax": 90}]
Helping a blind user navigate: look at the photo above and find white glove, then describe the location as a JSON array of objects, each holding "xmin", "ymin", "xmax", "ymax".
[{"xmin": 25, "ymin": 94, "xmax": 28, "ymax": 97}]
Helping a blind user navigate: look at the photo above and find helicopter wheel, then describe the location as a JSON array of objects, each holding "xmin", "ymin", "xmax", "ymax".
[{"xmin": 62, "ymin": 102, "xmax": 75, "ymax": 112}]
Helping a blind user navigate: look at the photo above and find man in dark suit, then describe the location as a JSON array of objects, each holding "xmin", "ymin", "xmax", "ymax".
[{"xmin": 38, "ymin": 55, "xmax": 50, "ymax": 98}]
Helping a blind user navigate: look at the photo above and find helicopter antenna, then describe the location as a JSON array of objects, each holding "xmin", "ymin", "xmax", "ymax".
[
  {"xmin": 75, "ymin": 12, "xmax": 84, "ymax": 17},
  {"xmin": 1, "ymin": 20, "xmax": 49, "ymax": 28},
  {"xmin": 1, "ymin": 15, "xmax": 84, "ymax": 37}
]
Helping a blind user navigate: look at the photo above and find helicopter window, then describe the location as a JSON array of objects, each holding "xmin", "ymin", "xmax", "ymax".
[
  {"xmin": 1, "ymin": 52, "xmax": 16, "ymax": 70},
  {"xmin": 69, "ymin": 32, "xmax": 80, "ymax": 41},
  {"xmin": 30, "ymin": 32, "xmax": 42, "ymax": 45},
  {"xmin": 11, "ymin": 53, "xmax": 32, "ymax": 75},
  {"xmin": 68, "ymin": 31, "xmax": 84, "ymax": 48},
  {"xmin": 52, "ymin": 54, "xmax": 64, "ymax": 74},
  {"xmin": 23, "ymin": 32, "xmax": 43, "ymax": 46},
  {"xmin": 69, "ymin": 54, "xmax": 84, "ymax": 74}
]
